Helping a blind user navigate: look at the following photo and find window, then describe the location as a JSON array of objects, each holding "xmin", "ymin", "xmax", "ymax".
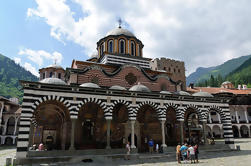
[
  {"xmin": 108, "ymin": 40, "xmax": 113, "ymax": 53},
  {"xmin": 49, "ymin": 72, "xmax": 53, "ymax": 78},
  {"xmin": 119, "ymin": 39, "xmax": 125, "ymax": 54},
  {"xmin": 178, "ymin": 69, "xmax": 180, "ymax": 73},
  {"xmin": 58, "ymin": 73, "xmax": 61, "ymax": 79},
  {"xmin": 131, "ymin": 41, "xmax": 135, "ymax": 56},
  {"xmin": 43, "ymin": 73, "xmax": 45, "ymax": 79},
  {"xmin": 100, "ymin": 43, "xmax": 104, "ymax": 55},
  {"xmin": 174, "ymin": 68, "xmax": 176, "ymax": 72}
]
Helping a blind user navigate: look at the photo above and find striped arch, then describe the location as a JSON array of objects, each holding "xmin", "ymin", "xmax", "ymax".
[
  {"xmin": 205, "ymin": 105, "xmax": 226, "ymax": 122},
  {"xmin": 110, "ymin": 99, "xmax": 130, "ymax": 110},
  {"xmin": 135, "ymin": 101, "xmax": 162, "ymax": 119},
  {"xmin": 183, "ymin": 104, "xmax": 204, "ymax": 122},
  {"xmin": 164, "ymin": 103, "xmax": 179, "ymax": 119},
  {"xmin": 76, "ymin": 97, "xmax": 108, "ymax": 118}
]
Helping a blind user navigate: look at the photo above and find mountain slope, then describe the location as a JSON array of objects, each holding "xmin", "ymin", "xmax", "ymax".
[
  {"xmin": 0, "ymin": 53, "xmax": 38, "ymax": 102},
  {"xmin": 187, "ymin": 55, "xmax": 251, "ymax": 85},
  {"xmin": 186, "ymin": 66, "xmax": 215, "ymax": 86},
  {"xmin": 226, "ymin": 57, "xmax": 251, "ymax": 87}
]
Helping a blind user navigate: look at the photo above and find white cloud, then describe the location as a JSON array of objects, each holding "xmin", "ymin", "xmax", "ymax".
[
  {"xmin": 24, "ymin": 62, "xmax": 40, "ymax": 77},
  {"xmin": 13, "ymin": 57, "xmax": 21, "ymax": 64},
  {"xmin": 27, "ymin": 0, "xmax": 251, "ymax": 75},
  {"xmin": 18, "ymin": 48, "xmax": 63, "ymax": 66}
]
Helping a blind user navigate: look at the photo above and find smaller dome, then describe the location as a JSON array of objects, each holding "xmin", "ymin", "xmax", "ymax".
[
  {"xmin": 192, "ymin": 92, "xmax": 213, "ymax": 97},
  {"xmin": 47, "ymin": 64, "xmax": 64, "ymax": 69},
  {"xmin": 129, "ymin": 83, "xmax": 151, "ymax": 92},
  {"xmin": 80, "ymin": 82, "xmax": 100, "ymax": 88},
  {"xmin": 176, "ymin": 91, "xmax": 191, "ymax": 96},
  {"xmin": 160, "ymin": 91, "xmax": 172, "ymax": 94},
  {"xmin": 109, "ymin": 85, "xmax": 126, "ymax": 90},
  {"xmin": 221, "ymin": 81, "xmax": 231, "ymax": 85},
  {"xmin": 106, "ymin": 27, "xmax": 135, "ymax": 37},
  {"xmin": 39, "ymin": 78, "xmax": 66, "ymax": 85}
]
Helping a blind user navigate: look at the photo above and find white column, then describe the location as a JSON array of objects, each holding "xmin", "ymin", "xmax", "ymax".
[
  {"xmin": 54, "ymin": 72, "xmax": 57, "ymax": 78},
  {"xmin": 0, "ymin": 102, "xmax": 4, "ymax": 127},
  {"xmin": 208, "ymin": 112, "xmax": 212, "ymax": 123},
  {"xmin": 238, "ymin": 126, "xmax": 241, "ymax": 138},
  {"xmin": 235, "ymin": 111, "xmax": 239, "ymax": 123},
  {"xmin": 13, "ymin": 117, "xmax": 19, "ymax": 135},
  {"xmin": 45, "ymin": 71, "xmax": 47, "ymax": 78},
  {"xmin": 130, "ymin": 120, "xmax": 136, "ymax": 148},
  {"xmin": 244, "ymin": 110, "xmax": 249, "ymax": 123},
  {"xmin": 3, "ymin": 118, "xmax": 8, "ymax": 135},
  {"xmin": 106, "ymin": 119, "xmax": 111, "ymax": 149},
  {"xmin": 161, "ymin": 120, "xmax": 167, "ymax": 147},
  {"xmin": 69, "ymin": 119, "xmax": 76, "ymax": 150},
  {"xmin": 217, "ymin": 113, "xmax": 221, "ymax": 123}
]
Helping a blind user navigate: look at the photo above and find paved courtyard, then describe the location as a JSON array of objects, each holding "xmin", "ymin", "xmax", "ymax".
[{"xmin": 1, "ymin": 138, "xmax": 251, "ymax": 166}]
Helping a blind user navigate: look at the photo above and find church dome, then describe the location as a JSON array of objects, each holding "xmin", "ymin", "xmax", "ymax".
[
  {"xmin": 175, "ymin": 91, "xmax": 191, "ymax": 96},
  {"xmin": 129, "ymin": 83, "xmax": 151, "ymax": 92},
  {"xmin": 160, "ymin": 91, "xmax": 172, "ymax": 95},
  {"xmin": 39, "ymin": 78, "xmax": 66, "ymax": 85},
  {"xmin": 109, "ymin": 85, "xmax": 126, "ymax": 90},
  {"xmin": 46, "ymin": 64, "xmax": 64, "ymax": 69},
  {"xmin": 80, "ymin": 82, "xmax": 100, "ymax": 88},
  {"xmin": 192, "ymin": 92, "xmax": 214, "ymax": 97},
  {"xmin": 106, "ymin": 27, "xmax": 135, "ymax": 37}
]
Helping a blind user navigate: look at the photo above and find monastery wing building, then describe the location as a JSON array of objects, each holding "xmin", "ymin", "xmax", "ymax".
[{"xmin": 16, "ymin": 25, "xmax": 234, "ymax": 162}]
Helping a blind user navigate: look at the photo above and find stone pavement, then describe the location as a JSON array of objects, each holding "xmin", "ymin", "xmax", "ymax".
[
  {"xmin": 0, "ymin": 146, "xmax": 16, "ymax": 166},
  {"xmin": 1, "ymin": 138, "xmax": 251, "ymax": 166}
]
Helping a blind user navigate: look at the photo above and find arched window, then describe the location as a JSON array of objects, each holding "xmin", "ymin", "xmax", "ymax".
[
  {"xmin": 100, "ymin": 43, "xmax": 104, "ymax": 55},
  {"xmin": 58, "ymin": 73, "xmax": 61, "ymax": 79},
  {"xmin": 108, "ymin": 40, "xmax": 113, "ymax": 53},
  {"xmin": 131, "ymin": 41, "xmax": 135, "ymax": 56},
  {"xmin": 119, "ymin": 39, "xmax": 125, "ymax": 54},
  {"xmin": 49, "ymin": 72, "xmax": 53, "ymax": 78},
  {"xmin": 42, "ymin": 73, "xmax": 45, "ymax": 79}
]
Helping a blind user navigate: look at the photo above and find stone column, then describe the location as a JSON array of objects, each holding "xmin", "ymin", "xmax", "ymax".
[
  {"xmin": 160, "ymin": 120, "xmax": 167, "ymax": 148},
  {"xmin": 217, "ymin": 113, "xmax": 221, "ymax": 123},
  {"xmin": 3, "ymin": 118, "xmax": 8, "ymax": 135},
  {"xmin": 208, "ymin": 112, "xmax": 212, "ymax": 123},
  {"xmin": 106, "ymin": 119, "xmax": 111, "ymax": 149},
  {"xmin": 69, "ymin": 119, "xmax": 76, "ymax": 150},
  {"xmin": 13, "ymin": 117, "xmax": 19, "ymax": 135},
  {"xmin": 179, "ymin": 121, "xmax": 184, "ymax": 144},
  {"xmin": 244, "ymin": 110, "xmax": 249, "ymax": 123},
  {"xmin": 202, "ymin": 121, "xmax": 207, "ymax": 144},
  {"xmin": 235, "ymin": 111, "xmax": 239, "ymax": 123},
  {"xmin": 130, "ymin": 120, "xmax": 136, "ymax": 148},
  {"xmin": 238, "ymin": 126, "xmax": 241, "ymax": 138}
]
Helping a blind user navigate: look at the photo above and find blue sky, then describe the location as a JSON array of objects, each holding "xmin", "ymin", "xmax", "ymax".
[{"xmin": 1, "ymin": 0, "xmax": 251, "ymax": 76}]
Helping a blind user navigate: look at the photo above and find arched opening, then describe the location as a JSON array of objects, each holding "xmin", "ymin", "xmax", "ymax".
[
  {"xmin": 111, "ymin": 103, "xmax": 128, "ymax": 148},
  {"xmin": 100, "ymin": 43, "xmax": 104, "ymax": 55},
  {"xmin": 240, "ymin": 125, "xmax": 249, "ymax": 138},
  {"xmin": 184, "ymin": 108, "xmax": 202, "ymax": 145},
  {"xmin": 108, "ymin": 40, "xmax": 113, "ymax": 53},
  {"xmin": 119, "ymin": 39, "xmax": 125, "ymax": 54},
  {"xmin": 33, "ymin": 100, "xmax": 71, "ymax": 150},
  {"xmin": 137, "ymin": 104, "xmax": 161, "ymax": 152},
  {"xmin": 212, "ymin": 125, "xmax": 222, "ymax": 138},
  {"xmin": 76, "ymin": 102, "xmax": 106, "ymax": 149},
  {"xmin": 49, "ymin": 72, "xmax": 53, "ymax": 78},
  {"xmin": 165, "ymin": 107, "xmax": 178, "ymax": 145},
  {"xmin": 232, "ymin": 125, "xmax": 239, "ymax": 138},
  {"xmin": 131, "ymin": 41, "xmax": 135, "ymax": 56},
  {"xmin": 5, "ymin": 137, "xmax": 13, "ymax": 145},
  {"xmin": 6, "ymin": 117, "xmax": 15, "ymax": 135}
]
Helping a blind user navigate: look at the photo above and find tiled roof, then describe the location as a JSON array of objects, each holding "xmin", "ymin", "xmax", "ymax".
[{"xmin": 187, "ymin": 87, "xmax": 251, "ymax": 95}]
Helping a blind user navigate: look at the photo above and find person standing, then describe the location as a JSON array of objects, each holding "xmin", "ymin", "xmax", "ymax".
[
  {"xmin": 176, "ymin": 143, "xmax": 181, "ymax": 164},
  {"xmin": 125, "ymin": 141, "xmax": 131, "ymax": 160},
  {"xmin": 194, "ymin": 144, "xmax": 199, "ymax": 163},
  {"xmin": 156, "ymin": 143, "xmax": 159, "ymax": 153},
  {"xmin": 180, "ymin": 143, "xmax": 188, "ymax": 163},
  {"xmin": 148, "ymin": 139, "xmax": 154, "ymax": 154},
  {"xmin": 188, "ymin": 145, "xmax": 195, "ymax": 163}
]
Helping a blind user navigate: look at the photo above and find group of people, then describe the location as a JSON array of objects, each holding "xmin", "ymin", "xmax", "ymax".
[{"xmin": 176, "ymin": 143, "xmax": 199, "ymax": 164}]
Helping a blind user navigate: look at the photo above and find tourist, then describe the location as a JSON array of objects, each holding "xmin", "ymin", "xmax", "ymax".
[
  {"xmin": 156, "ymin": 143, "xmax": 159, "ymax": 153},
  {"xmin": 38, "ymin": 142, "xmax": 44, "ymax": 151},
  {"xmin": 176, "ymin": 143, "xmax": 181, "ymax": 164},
  {"xmin": 148, "ymin": 139, "xmax": 154, "ymax": 154},
  {"xmin": 180, "ymin": 143, "xmax": 188, "ymax": 163},
  {"xmin": 194, "ymin": 144, "xmax": 199, "ymax": 163},
  {"xmin": 188, "ymin": 145, "xmax": 196, "ymax": 163},
  {"xmin": 125, "ymin": 141, "xmax": 130, "ymax": 160}
]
